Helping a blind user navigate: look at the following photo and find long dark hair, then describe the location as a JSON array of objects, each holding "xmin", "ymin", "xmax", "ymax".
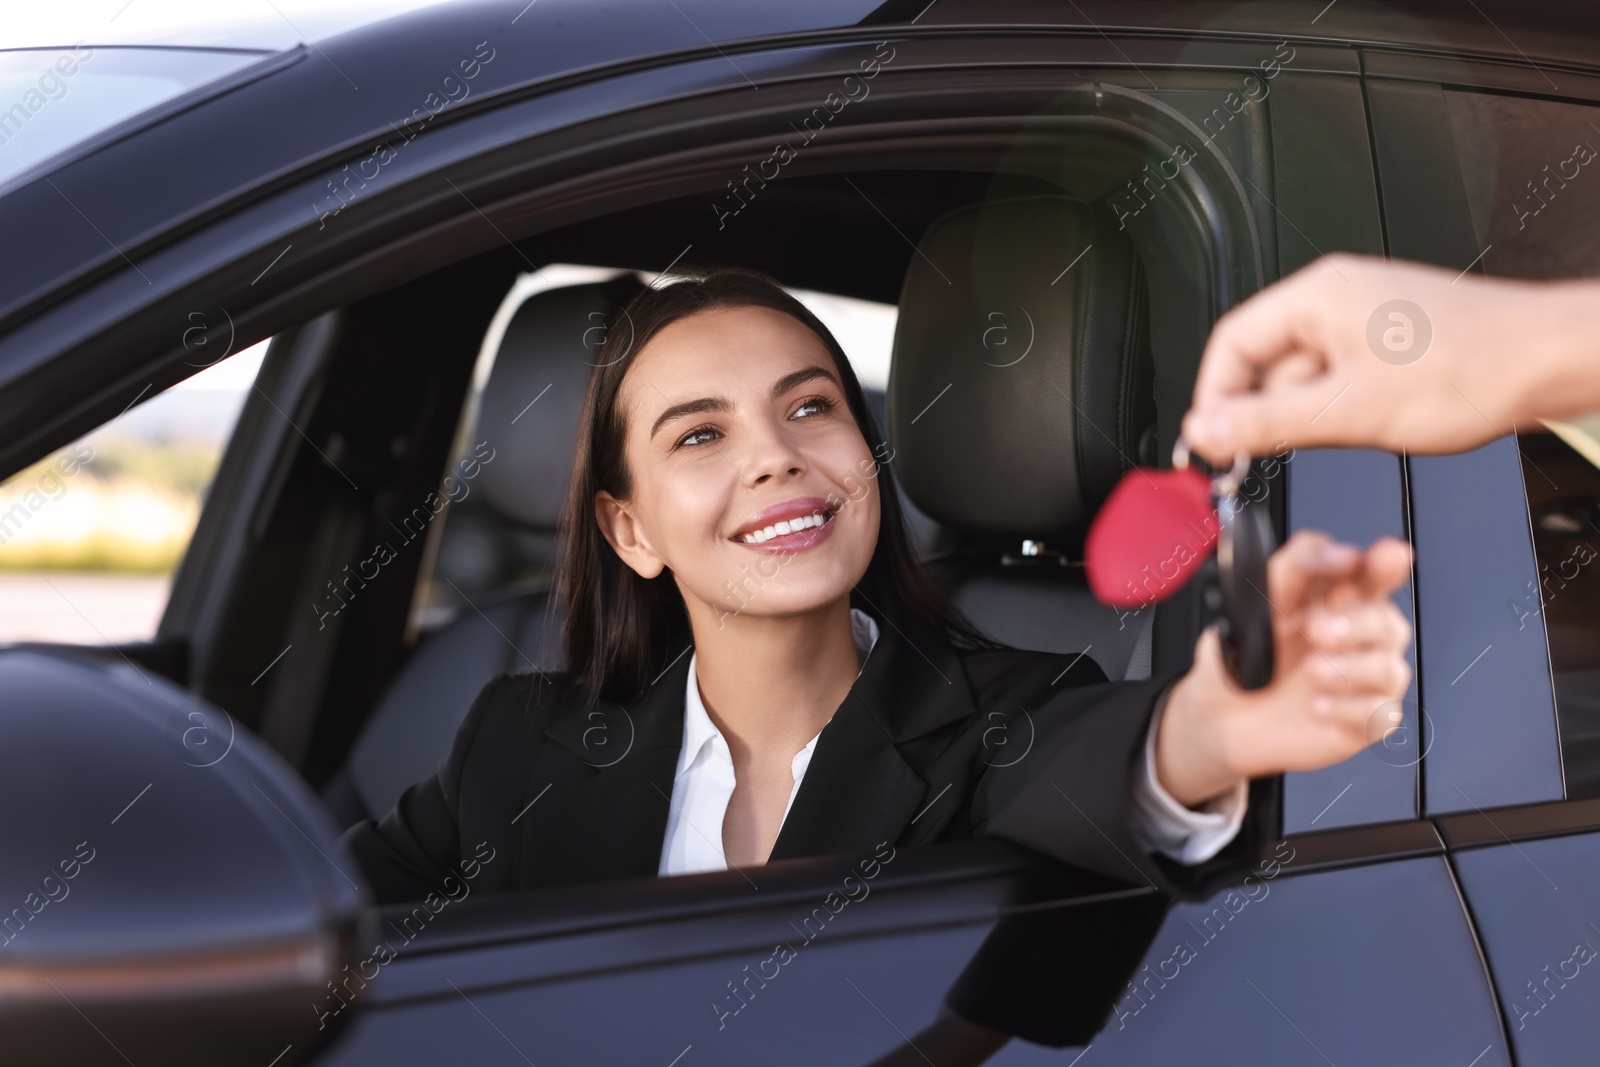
[{"xmin": 557, "ymin": 266, "xmax": 997, "ymax": 704}]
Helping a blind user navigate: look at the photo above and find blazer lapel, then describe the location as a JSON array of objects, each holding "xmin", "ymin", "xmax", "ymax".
[
  {"xmin": 770, "ymin": 614, "xmax": 977, "ymax": 860},
  {"xmin": 528, "ymin": 648, "xmax": 692, "ymax": 886},
  {"xmin": 525, "ymin": 615, "xmax": 979, "ymax": 883}
]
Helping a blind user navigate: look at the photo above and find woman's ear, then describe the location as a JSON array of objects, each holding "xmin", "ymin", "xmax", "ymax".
[{"xmin": 594, "ymin": 490, "xmax": 666, "ymax": 579}]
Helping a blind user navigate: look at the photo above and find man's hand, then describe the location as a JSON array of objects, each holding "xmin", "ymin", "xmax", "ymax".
[
  {"xmin": 1154, "ymin": 530, "xmax": 1413, "ymax": 809},
  {"xmin": 1180, "ymin": 253, "xmax": 1600, "ymax": 466}
]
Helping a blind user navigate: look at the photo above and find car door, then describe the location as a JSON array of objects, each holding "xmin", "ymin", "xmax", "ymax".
[
  {"xmin": 0, "ymin": 12, "xmax": 1516, "ymax": 1066},
  {"xmin": 1365, "ymin": 58, "xmax": 1600, "ymax": 1065},
  {"xmin": 322, "ymin": 37, "xmax": 1507, "ymax": 1067},
  {"xmin": 1059, "ymin": 49, "xmax": 1506, "ymax": 1067},
  {"xmin": 310, "ymin": 843, "xmax": 1172, "ymax": 1066}
]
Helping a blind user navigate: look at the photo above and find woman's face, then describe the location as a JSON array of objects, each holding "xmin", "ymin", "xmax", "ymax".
[{"xmin": 599, "ymin": 304, "xmax": 881, "ymax": 626}]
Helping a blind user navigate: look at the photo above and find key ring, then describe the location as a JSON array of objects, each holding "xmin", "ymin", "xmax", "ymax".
[{"xmin": 1172, "ymin": 435, "xmax": 1251, "ymax": 497}]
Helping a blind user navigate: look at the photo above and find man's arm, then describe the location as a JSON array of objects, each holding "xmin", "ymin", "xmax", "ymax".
[{"xmin": 1182, "ymin": 254, "xmax": 1600, "ymax": 464}]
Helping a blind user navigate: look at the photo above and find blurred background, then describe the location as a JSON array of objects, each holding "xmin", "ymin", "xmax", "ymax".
[
  {"xmin": 1, "ymin": 2, "xmax": 445, "ymax": 643},
  {"xmin": 0, "ymin": 343, "xmax": 265, "ymax": 642},
  {"xmin": 1, "ymin": 0, "xmax": 449, "ymax": 51}
]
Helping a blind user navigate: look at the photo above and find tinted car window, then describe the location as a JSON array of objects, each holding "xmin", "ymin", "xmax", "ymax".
[
  {"xmin": 1445, "ymin": 88, "xmax": 1600, "ymax": 798},
  {"xmin": 1445, "ymin": 90, "xmax": 1600, "ymax": 279},
  {"xmin": 1519, "ymin": 427, "xmax": 1600, "ymax": 798}
]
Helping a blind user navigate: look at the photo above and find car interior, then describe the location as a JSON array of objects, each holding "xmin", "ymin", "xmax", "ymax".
[
  {"xmin": 63, "ymin": 116, "xmax": 1265, "ymax": 889},
  {"xmin": 16, "ymin": 19, "xmax": 1600, "ymax": 1062},
  {"xmin": 326, "ymin": 185, "xmax": 1165, "ymax": 828}
]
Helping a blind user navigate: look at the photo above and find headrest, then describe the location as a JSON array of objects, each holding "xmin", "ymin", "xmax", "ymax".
[
  {"xmin": 888, "ymin": 196, "xmax": 1153, "ymax": 540},
  {"xmin": 474, "ymin": 275, "xmax": 646, "ymax": 529}
]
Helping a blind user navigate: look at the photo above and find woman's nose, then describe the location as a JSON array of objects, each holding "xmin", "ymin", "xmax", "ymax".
[{"xmin": 737, "ymin": 420, "xmax": 806, "ymax": 485}]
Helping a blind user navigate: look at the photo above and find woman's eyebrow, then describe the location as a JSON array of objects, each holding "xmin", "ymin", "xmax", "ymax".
[
  {"xmin": 770, "ymin": 365, "xmax": 839, "ymax": 399},
  {"xmin": 648, "ymin": 367, "xmax": 841, "ymax": 440},
  {"xmin": 650, "ymin": 395, "xmax": 730, "ymax": 440}
]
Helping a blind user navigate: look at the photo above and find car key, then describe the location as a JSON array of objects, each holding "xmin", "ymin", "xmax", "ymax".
[
  {"xmin": 1085, "ymin": 438, "xmax": 1277, "ymax": 689},
  {"xmin": 1205, "ymin": 457, "xmax": 1277, "ymax": 690}
]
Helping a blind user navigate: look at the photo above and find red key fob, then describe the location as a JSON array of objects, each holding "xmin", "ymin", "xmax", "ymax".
[
  {"xmin": 1087, "ymin": 443, "xmax": 1278, "ymax": 690},
  {"xmin": 1085, "ymin": 466, "xmax": 1218, "ymax": 608}
]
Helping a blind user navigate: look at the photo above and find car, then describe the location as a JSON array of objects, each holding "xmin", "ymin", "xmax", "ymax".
[{"xmin": 4, "ymin": 1, "xmax": 1600, "ymax": 1064}]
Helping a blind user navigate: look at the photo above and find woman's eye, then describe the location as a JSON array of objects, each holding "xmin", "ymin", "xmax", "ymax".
[
  {"xmin": 792, "ymin": 395, "xmax": 836, "ymax": 420},
  {"xmin": 676, "ymin": 425, "xmax": 719, "ymax": 449}
]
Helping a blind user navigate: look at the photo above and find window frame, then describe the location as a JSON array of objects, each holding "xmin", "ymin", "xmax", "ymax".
[
  {"xmin": 2, "ymin": 42, "xmax": 1262, "ymax": 776},
  {"xmin": 0, "ymin": 28, "xmax": 1537, "ymax": 1061}
]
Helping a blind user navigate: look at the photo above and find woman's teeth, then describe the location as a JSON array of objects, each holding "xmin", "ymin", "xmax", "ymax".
[{"xmin": 739, "ymin": 511, "xmax": 831, "ymax": 544}]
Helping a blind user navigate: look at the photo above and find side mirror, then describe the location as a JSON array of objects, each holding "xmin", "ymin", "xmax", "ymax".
[{"xmin": 0, "ymin": 648, "xmax": 373, "ymax": 1066}]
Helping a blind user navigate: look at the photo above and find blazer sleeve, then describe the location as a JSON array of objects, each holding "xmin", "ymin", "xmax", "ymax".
[
  {"xmin": 974, "ymin": 668, "xmax": 1283, "ymax": 902},
  {"xmin": 339, "ymin": 673, "xmax": 512, "ymax": 904}
]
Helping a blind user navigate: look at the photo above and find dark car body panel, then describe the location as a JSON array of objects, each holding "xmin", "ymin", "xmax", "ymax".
[{"xmin": 7, "ymin": 1, "xmax": 1600, "ymax": 1063}]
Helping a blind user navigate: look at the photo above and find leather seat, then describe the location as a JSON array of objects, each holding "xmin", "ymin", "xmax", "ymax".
[
  {"xmin": 888, "ymin": 194, "xmax": 1159, "ymax": 680},
  {"xmin": 323, "ymin": 275, "xmax": 644, "ymax": 826}
]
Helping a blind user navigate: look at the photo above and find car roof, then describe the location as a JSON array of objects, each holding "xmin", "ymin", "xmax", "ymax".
[
  {"xmin": 925, "ymin": 0, "xmax": 1600, "ymax": 71},
  {"xmin": 0, "ymin": 0, "xmax": 905, "ymax": 333},
  {"xmin": 4, "ymin": 0, "xmax": 1599, "ymax": 433},
  {"xmin": 5, "ymin": 0, "xmax": 1599, "ymax": 335}
]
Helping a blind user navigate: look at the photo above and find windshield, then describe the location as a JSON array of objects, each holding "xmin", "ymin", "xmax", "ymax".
[{"xmin": 0, "ymin": 46, "xmax": 266, "ymax": 189}]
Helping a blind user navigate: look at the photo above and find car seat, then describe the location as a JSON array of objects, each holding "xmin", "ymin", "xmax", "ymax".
[{"xmin": 888, "ymin": 194, "xmax": 1159, "ymax": 680}]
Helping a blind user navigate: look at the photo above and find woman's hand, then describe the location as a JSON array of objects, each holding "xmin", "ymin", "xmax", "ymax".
[{"xmin": 1153, "ymin": 530, "xmax": 1414, "ymax": 809}]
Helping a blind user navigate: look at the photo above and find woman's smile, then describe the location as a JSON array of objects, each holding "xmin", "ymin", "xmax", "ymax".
[
  {"xmin": 729, "ymin": 495, "xmax": 839, "ymax": 553},
  {"xmin": 596, "ymin": 302, "xmax": 882, "ymax": 623}
]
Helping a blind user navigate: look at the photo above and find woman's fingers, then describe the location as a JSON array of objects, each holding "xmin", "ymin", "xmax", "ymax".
[
  {"xmin": 1161, "ymin": 529, "xmax": 1416, "ymax": 792},
  {"xmin": 1359, "ymin": 537, "xmax": 1413, "ymax": 598},
  {"xmin": 1268, "ymin": 530, "xmax": 1361, "ymax": 615},
  {"xmin": 1307, "ymin": 648, "xmax": 1412, "ymax": 694},
  {"xmin": 1308, "ymin": 599, "xmax": 1411, "ymax": 651},
  {"xmin": 1298, "ymin": 554, "xmax": 1411, "ymax": 697},
  {"xmin": 1304, "ymin": 539, "xmax": 1413, "ymax": 613},
  {"xmin": 1309, "ymin": 693, "xmax": 1404, "ymax": 745}
]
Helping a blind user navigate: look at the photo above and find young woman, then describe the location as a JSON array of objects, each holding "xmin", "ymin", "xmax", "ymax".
[{"xmin": 344, "ymin": 268, "xmax": 1413, "ymax": 904}]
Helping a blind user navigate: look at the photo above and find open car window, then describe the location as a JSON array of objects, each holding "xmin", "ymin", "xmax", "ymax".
[
  {"xmin": 410, "ymin": 265, "xmax": 901, "ymax": 637},
  {"xmin": 0, "ymin": 341, "xmax": 266, "ymax": 645}
]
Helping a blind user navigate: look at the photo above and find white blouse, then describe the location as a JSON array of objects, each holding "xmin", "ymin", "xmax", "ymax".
[{"xmin": 658, "ymin": 608, "xmax": 1246, "ymax": 876}]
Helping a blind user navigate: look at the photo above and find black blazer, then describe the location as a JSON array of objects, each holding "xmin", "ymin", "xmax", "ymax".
[{"xmin": 342, "ymin": 617, "xmax": 1282, "ymax": 905}]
